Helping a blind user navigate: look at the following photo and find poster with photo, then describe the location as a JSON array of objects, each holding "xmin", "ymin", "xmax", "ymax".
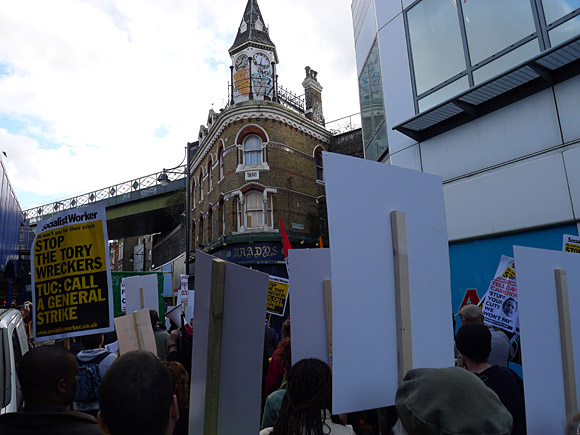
[{"xmin": 481, "ymin": 255, "xmax": 518, "ymax": 333}]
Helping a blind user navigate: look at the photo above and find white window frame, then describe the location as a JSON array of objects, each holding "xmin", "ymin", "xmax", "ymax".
[
  {"xmin": 219, "ymin": 147, "xmax": 224, "ymax": 180},
  {"xmin": 235, "ymin": 133, "xmax": 270, "ymax": 172},
  {"xmin": 234, "ymin": 189, "xmax": 275, "ymax": 232},
  {"xmin": 243, "ymin": 135, "xmax": 262, "ymax": 166},
  {"xmin": 245, "ymin": 190, "xmax": 264, "ymax": 229},
  {"xmin": 199, "ymin": 171, "xmax": 204, "ymax": 201},
  {"xmin": 208, "ymin": 159, "xmax": 213, "ymax": 192},
  {"xmin": 314, "ymin": 147, "xmax": 324, "ymax": 183}
]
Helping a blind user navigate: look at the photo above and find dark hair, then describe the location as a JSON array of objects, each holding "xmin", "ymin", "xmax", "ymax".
[
  {"xmin": 162, "ymin": 361, "xmax": 190, "ymax": 411},
  {"xmin": 19, "ymin": 345, "xmax": 77, "ymax": 401},
  {"xmin": 455, "ymin": 323, "xmax": 492, "ymax": 364},
  {"xmin": 80, "ymin": 333, "xmax": 103, "ymax": 350},
  {"xmin": 150, "ymin": 310, "xmax": 159, "ymax": 329},
  {"xmin": 99, "ymin": 351, "xmax": 174, "ymax": 435},
  {"xmin": 277, "ymin": 338, "xmax": 292, "ymax": 374},
  {"xmin": 282, "ymin": 318, "xmax": 291, "ymax": 339},
  {"xmin": 272, "ymin": 358, "xmax": 333, "ymax": 435}
]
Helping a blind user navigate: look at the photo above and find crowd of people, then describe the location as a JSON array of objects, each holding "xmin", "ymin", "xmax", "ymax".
[{"xmin": 1, "ymin": 305, "xmax": 579, "ymax": 434}]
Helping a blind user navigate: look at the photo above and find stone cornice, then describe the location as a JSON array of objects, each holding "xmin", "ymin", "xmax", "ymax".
[{"xmin": 192, "ymin": 101, "xmax": 332, "ymax": 172}]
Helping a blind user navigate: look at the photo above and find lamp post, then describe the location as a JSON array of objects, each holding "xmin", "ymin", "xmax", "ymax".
[{"xmin": 157, "ymin": 143, "xmax": 192, "ymax": 275}]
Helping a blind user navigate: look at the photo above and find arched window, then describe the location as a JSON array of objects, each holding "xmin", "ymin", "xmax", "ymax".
[
  {"xmin": 208, "ymin": 158, "xmax": 213, "ymax": 192},
  {"xmin": 245, "ymin": 191, "xmax": 263, "ymax": 229},
  {"xmin": 315, "ymin": 149, "xmax": 324, "ymax": 182},
  {"xmin": 208, "ymin": 208, "xmax": 214, "ymax": 241},
  {"xmin": 198, "ymin": 216, "xmax": 204, "ymax": 247},
  {"xmin": 219, "ymin": 146, "xmax": 224, "ymax": 180},
  {"xmin": 199, "ymin": 170, "xmax": 204, "ymax": 200},
  {"xmin": 243, "ymin": 135, "xmax": 262, "ymax": 166},
  {"xmin": 191, "ymin": 178, "xmax": 196, "ymax": 205}
]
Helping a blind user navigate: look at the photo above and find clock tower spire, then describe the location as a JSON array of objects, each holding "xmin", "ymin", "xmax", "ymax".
[{"xmin": 229, "ymin": 0, "xmax": 278, "ymax": 104}]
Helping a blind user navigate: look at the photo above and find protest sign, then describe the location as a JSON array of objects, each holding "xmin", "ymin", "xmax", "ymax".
[
  {"xmin": 110, "ymin": 272, "xmax": 164, "ymax": 318},
  {"xmin": 514, "ymin": 246, "xmax": 580, "ymax": 434},
  {"xmin": 266, "ymin": 276, "xmax": 289, "ymax": 316},
  {"xmin": 114, "ymin": 308, "xmax": 157, "ymax": 356},
  {"xmin": 124, "ymin": 274, "xmax": 159, "ymax": 314},
  {"xmin": 480, "ymin": 255, "xmax": 518, "ymax": 333},
  {"xmin": 178, "ymin": 290, "xmax": 194, "ymax": 306},
  {"xmin": 324, "ymin": 152, "xmax": 454, "ymax": 414},
  {"xmin": 120, "ymin": 279, "xmax": 127, "ymax": 313},
  {"xmin": 563, "ymin": 234, "xmax": 580, "ymax": 253},
  {"xmin": 180, "ymin": 274, "xmax": 189, "ymax": 304},
  {"xmin": 189, "ymin": 251, "xmax": 269, "ymax": 435},
  {"xmin": 32, "ymin": 204, "xmax": 114, "ymax": 342},
  {"xmin": 288, "ymin": 248, "xmax": 331, "ymax": 365}
]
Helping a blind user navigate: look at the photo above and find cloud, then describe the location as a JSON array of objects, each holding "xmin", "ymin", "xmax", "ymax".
[{"xmin": 0, "ymin": 0, "xmax": 359, "ymax": 210}]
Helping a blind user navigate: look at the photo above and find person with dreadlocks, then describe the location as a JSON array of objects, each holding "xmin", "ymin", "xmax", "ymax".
[{"xmin": 260, "ymin": 358, "xmax": 354, "ymax": 435}]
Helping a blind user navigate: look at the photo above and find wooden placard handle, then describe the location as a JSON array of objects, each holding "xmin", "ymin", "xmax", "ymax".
[
  {"xmin": 203, "ymin": 259, "xmax": 226, "ymax": 435},
  {"xmin": 134, "ymin": 311, "xmax": 145, "ymax": 351},
  {"xmin": 139, "ymin": 288, "xmax": 144, "ymax": 310},
  {"xmin": 390, "ymin": 210, "xmax": 413, "ymax": 383},
  {"xmin": 323, "ymin": 280, "xmax": 333, "ymax": 368},
  {"xmin": 555, "ymin": 268, "xmax": 578, "ymax": 418}
]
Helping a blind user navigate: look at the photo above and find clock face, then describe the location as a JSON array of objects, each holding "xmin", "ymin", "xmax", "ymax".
[
  {"xmin": 253, "ymin": 52, "xmax": 270, "ymax": 72},
  {"xmin": 235, "ymin": 54, "xmax": 248, "ymax": 70}
]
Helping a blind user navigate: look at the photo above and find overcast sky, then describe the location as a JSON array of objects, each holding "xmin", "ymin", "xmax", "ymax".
[{"xmin": 0, "ymin": 0, "xmax": 360, "ymax": 211}]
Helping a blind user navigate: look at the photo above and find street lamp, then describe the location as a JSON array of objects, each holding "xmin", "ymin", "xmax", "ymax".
[{"xmin": 157, "ymin": 143, "xmax": 193, "ymax": 275}]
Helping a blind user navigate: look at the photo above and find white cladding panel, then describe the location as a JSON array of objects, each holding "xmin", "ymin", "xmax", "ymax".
[
  {"xmin": 444, "ymin": 153, "xmax": 574, "ymax": 241},
  {"xmin": 421, "ymin": 90, "xmax": 562, "ymax": 181},
  {"xmin": 563, "ymin": 145, "xmax": 580, "ymax": 220},
  {"xmin": 355, "ymin": 1, "xmax": 378, "ymax": 76},
  {"xmin": 553, "ymin": 75, "xmax": 580, "ymax": 144},
  {"xmin": 375, "ymin": 0, "xmax": 403, "ymax": 29},
  {"xmin": 389, "ymin": 144, "xmax": 422, "ymax": 172},
  {"xmin": 378, "ymin": 14, "xmax": 417, "ymax": 155}
]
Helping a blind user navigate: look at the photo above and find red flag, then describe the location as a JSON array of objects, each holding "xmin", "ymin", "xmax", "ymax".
[
  {"xmin": 280, "ymin": 218, "xmax": 292, "ymax": 273},
  {"xmin": 319, "ymin": 236, "xmax": 324, "ymax": 249}
]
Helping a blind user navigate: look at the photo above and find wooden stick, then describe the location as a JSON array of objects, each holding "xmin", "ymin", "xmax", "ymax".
[
  {"xmin": 390, "ymin": 210, "xmax": 413, "ymax": 383},
  {"xmin": 323, "ymin": 280, "xmax": 333, "ymax": 368},
  {"xmin": 203, "ymin": 259, "xmax": 226, "ymax": 435},
  {"xmin": 134, "ymin": 311, "xmax": 145, "ymax": 351},
  {"xmin": 555, "ymin": 268, "xmax": 578, "ymax": 418},
  {"xmin": 64, "ymin": 338, "xmax": 71, "ymax": 350},
  {"xmin": 139, "ymin": 288, "xmax": 144, "ymax": 309}
]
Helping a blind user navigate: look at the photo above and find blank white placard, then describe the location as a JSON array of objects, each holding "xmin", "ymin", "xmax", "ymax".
[
  {"xmin": 514, "ymin": 246, "xmax": 580, "ymax": 435},
  {"xmin": 124, "ymin": 274, "xmax": 159, "ymax": 314},
  {"xmin": 289, "ymin": 248, "xmax": 332, "ymax": 365},
  {"xmin": 324, "ymin": 152, "xmax": 454, "ymax": 414},
  {"xmin": 189, "ymin": 251, "xmax": 269, "ymax": 434}
]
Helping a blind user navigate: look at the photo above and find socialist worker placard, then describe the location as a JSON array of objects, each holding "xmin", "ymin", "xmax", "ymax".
[{"xmin": 32, "ymin": 204, "xmax": 114, "ymax": 342}]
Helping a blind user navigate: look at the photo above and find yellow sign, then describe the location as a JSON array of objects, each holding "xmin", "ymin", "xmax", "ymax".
[
  {"xmin": 32, "ymin": 205, "xmax": 113, "ymax": 341},
  {"xmin": 267, "ymin": 276, "xmax": 289, "ymax": 316}
]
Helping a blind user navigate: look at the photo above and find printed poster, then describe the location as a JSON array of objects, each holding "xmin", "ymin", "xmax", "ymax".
[
  {"xmin": 266, "ymin": 275, "xmax": 289, "ymax": 316},
  {"xmin": 120, "ymin": 278, "xmax": 127, "ymax": 313},
  {"xmin": 180, "ymin": 274, "xmax": 189, "ymax": 305},
  {"xmin": 563, "ymin": 234, "xmax": 580, "ymax": 253},
  {"xmin": 481, "ymin": 255, "xmax": 518, "ymax": 333},
  {"xmin": 32, "ymin": 204, "xmax": 114, "ymax": 341}
]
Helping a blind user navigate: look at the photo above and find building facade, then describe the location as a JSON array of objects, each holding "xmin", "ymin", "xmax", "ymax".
[
  {"xmin": 351, "ymin": 0, "xmax": 580, "ymax": 314},
  {"xmin": 188, "ymin": 0, "xmax": 333, "ymax": 278}
]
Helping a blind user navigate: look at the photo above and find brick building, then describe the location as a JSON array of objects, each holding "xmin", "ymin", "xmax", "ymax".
[{"xmin": 188, "ymin": 0, "xmax": 335, "ymax": 277}]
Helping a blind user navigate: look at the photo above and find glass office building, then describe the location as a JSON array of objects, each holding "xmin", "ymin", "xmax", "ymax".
[{"xmin": 351, "ymin": 0, "xmax": 580, "ymax": 328}]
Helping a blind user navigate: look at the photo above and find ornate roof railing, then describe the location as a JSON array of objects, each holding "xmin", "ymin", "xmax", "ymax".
[{"xmin": 225, "ymin": 77, "xmax": 305, "ymax": 115}]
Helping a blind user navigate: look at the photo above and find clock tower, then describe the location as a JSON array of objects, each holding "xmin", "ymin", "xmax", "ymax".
[{"xmin": 229, "ymin": 0, "xmax": 278, "ymax": 104}]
